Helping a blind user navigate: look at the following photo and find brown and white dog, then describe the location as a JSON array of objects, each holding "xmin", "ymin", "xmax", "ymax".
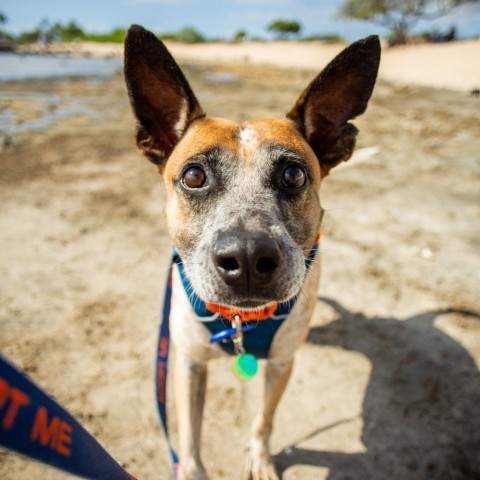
[{"xmin": 124, "ymin": 25, "xmax": 380, "ymax": 480}]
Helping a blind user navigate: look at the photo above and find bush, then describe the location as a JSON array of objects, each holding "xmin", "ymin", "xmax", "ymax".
[
  {"xmin": 16, "ymin": 30, "xmax": 40, "ymax": 44},
  {"xmin": 175, "ymin": 27, "xmax": 205, "ymax": 43},
  {"xmin": 12, "ymin": 21, "xmax": 207, "ymax": 45},
  {"xmin": 82, "ymin": 28, "xmax": 127, "ymax": 43},
  {"xmin": 301, "ymin": 33, "xmax": 344, "ymax": 43},
  {"xmin": 233, "ymin": 30, "xmax": 247, "ymax": 42},
  {"xmin": 158, "ymin": 32, "xmax": 179, "ymax": 41}
]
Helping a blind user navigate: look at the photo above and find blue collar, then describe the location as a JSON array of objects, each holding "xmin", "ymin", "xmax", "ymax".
[{"xmin": 173, "ymin": 241, "xmax": 319, "ymax": 358}]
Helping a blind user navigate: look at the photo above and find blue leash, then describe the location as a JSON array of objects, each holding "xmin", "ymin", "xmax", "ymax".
[
  {"xmin": 155, "ymin": 262, "xmax": 180, "ymax": 479},
  {"xmin": 0, "ymin": 354, "xmax": 136, "ymax": 479}
]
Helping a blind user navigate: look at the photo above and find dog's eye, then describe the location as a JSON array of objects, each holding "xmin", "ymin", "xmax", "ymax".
[
  {"xmin": 282, "ymin": 165, "xmax": 306, "ymax": 188},
  {"xmin": 182, "ymin": 166, "xmax": 206, "ymax": 189}
]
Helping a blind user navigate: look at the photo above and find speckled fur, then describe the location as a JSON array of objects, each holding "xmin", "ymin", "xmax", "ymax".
[{"xmin": 165, "ymin": 118, "xmax": 322, "ymax": 310}]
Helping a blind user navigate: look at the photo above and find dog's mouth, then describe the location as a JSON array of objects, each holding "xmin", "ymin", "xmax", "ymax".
[
  {"xmin": 181, "ymin": 255, "xmax": 308, "ymax": 314},
  {"xmin": 201, "ymin": 285, "xmax": 300, "ymax": 312},
  {"xmin": 179, "ymin": 230, "xmax": 313, "ymax": 315},
  {"xmin": 229, "ymin": 300, "xmax": 278, "ymax": 310}
]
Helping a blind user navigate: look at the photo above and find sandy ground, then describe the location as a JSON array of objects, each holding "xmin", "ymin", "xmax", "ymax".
[
  {"xmin": 1, "ymin": 43, "xmax": 480, "ymax": 480},
  {"xmin": 18, "ymin": 38, "xmax": 480, "ymax": 91}
]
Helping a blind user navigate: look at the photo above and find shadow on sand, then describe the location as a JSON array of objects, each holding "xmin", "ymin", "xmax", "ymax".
[{"xmin": 275, "ymin": 298, "xmax": 480, "ymax": 480}]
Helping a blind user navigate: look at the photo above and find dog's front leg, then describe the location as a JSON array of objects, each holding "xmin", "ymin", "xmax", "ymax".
[
  {"xmin": 244, "ymin": 357, "xmax": 293, "ymax": 480},
  {"xmin": 174, "ymin": 353, "xmax": 208, "ymax": 480}
]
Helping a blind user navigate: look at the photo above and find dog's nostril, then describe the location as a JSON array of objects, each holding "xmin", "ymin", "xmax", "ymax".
[
  {"xmin": 220, "ymin": 257, "xmax": 240, "ymax": 272},
  {"xmin": 213, "ymin": 231, "xmax": 282, "ymax": 287},
  {"xmin": 256, "ymin": 256, "xmax": 278, "ymax": 274}
]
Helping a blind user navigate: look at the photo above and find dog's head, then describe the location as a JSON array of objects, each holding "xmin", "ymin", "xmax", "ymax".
[{"xmin": 124, "ymin": 25, "xmax": 380, "ymax": 310}]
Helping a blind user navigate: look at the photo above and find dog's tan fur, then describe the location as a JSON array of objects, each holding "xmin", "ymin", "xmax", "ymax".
[
  {"xmin": 125, "ymin": 25, "xmax": 380, "ymax": 479},
  {"xmin": 163, "ymin": 118, "xmax": 322, "ymax": 248}
]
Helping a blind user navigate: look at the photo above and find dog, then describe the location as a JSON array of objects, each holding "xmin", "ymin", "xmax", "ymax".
[{"xmin": 124, "ymin": 25, "xmax": 380, "ymax": 480}]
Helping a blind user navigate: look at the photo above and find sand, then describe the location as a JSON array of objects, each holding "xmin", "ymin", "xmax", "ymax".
[
  {"xmin": 18, "ymin": 38, "xmax": 480, "ymax": 91},
  {"xmin": 1, "ymin": 41, "xmax": 479, "ymax": 479},
  {"xmin": 168, "ymin": 39, "xmax": 480, "ymax": 92}
]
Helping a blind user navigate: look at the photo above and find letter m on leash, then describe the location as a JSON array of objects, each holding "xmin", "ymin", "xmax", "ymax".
[{"xmin": 30, "ymin": 406, "xmax": 73, "ymax": 456}]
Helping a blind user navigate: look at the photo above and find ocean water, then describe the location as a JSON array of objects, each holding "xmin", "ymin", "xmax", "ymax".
[{"xmin": 0, "ymin": 53, "xmax": 122, "ymax": 82}]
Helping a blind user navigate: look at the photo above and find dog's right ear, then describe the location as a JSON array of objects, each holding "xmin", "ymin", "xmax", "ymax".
[
  {"xmin": 124, "ymin": 25, "xmax": 205, "ymax": 166},
  {"xmin": 287, "ymin": 36, "xmax": 380, "ymax": 176}
]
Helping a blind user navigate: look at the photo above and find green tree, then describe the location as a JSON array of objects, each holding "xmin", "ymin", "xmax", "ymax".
[
  {"xmin": 46, "ymin": 20, "xmax": 84, "ymax": 41},
  {"xmin": 0, "ymin": 11, "xmax": 11, "ymax": 45},
  {"xmin": 233, "ymin": 29, "xmax": 247, "ymax": 42},
  {"xmin": 48, "ymin": 22, "xmax": 64, "ymax": 41},
  {"xmin": 61, "ymin": 20, "xmax": 84, "ymax": 41},
  {"xmin": 267, "ymin": 19, "xmax": 302, "ymax": 40},
  {"xmin": 176, "ymin": 26, "xmax": 205, "ymax": 43},
  {"xmin": 338, "ymin": 0, "xmax": 479, "ymax": 45}
]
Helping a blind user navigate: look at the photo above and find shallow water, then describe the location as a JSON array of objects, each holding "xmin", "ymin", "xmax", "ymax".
[
  {"xmin": 0, "ymin": 53, "xmax": 122, "ymax": 82},
  {"xmin": 0, "ymin": 91, "xmax": 103, "ymax": 136}
]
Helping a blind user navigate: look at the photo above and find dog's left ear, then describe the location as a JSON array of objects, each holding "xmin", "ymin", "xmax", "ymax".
[
  {"xmin": 124, "ymin": 25, "xmax": 205, "ymax": 166},
  {"xmin": 287, "ymin": 36, "xmax": 380, "ymax": 176}
]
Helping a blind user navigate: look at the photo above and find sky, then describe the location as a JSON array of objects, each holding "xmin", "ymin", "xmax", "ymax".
[{"xmin": 2, "ymin": 0, "xmax": 480, "ymax": 41}]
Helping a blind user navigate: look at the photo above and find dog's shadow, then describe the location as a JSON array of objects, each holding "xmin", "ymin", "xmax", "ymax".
[{"xmin": 275, "ymin": 298, "xmax": 480, "ymax": 479}]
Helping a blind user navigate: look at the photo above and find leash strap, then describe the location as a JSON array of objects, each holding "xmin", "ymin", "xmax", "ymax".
[
  {"xmin": 155, "ymin": 262, "xmax": 179, "ymax": 479},
  {"xmin": 0, "ymin": 354, "xmax": 136, "ymax": 480}
]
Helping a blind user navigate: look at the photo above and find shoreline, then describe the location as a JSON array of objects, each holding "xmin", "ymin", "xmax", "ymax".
[{"xmin": 9, "ymin": 38, "xmax": 480, "ymax": 92}]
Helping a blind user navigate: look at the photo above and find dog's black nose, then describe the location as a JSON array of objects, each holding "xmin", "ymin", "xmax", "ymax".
[{"xmin": 213, "ymin": 231, "xmax": 282, "ymax": 288}]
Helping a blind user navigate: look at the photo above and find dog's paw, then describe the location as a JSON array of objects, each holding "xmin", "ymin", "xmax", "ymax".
[{"xmin": 243, "ymin": 449, "xmax": 280, "ymax": 480}]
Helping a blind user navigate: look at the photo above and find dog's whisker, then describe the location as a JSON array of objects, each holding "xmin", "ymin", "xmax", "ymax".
[
  {"xmin": 321, "ymin": 205, "xmax": 356, "ymax": 213},
  {"xmin": 297, "ymin": 287, "xmax": 308, "ymax": 304}
]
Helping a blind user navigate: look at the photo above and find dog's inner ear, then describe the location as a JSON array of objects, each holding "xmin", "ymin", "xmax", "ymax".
[
  {"xmin": 287, "ymin": 36, "xmax": 380, "ymax": 176},
  {"xmin": 124, "ymin": 25, "xmax": 205, "ymax": 165}
]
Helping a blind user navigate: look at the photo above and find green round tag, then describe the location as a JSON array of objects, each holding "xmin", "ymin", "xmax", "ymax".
[{"xmin": 234, "ymin": 353, "xmax": 258, "ymax": 380}]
